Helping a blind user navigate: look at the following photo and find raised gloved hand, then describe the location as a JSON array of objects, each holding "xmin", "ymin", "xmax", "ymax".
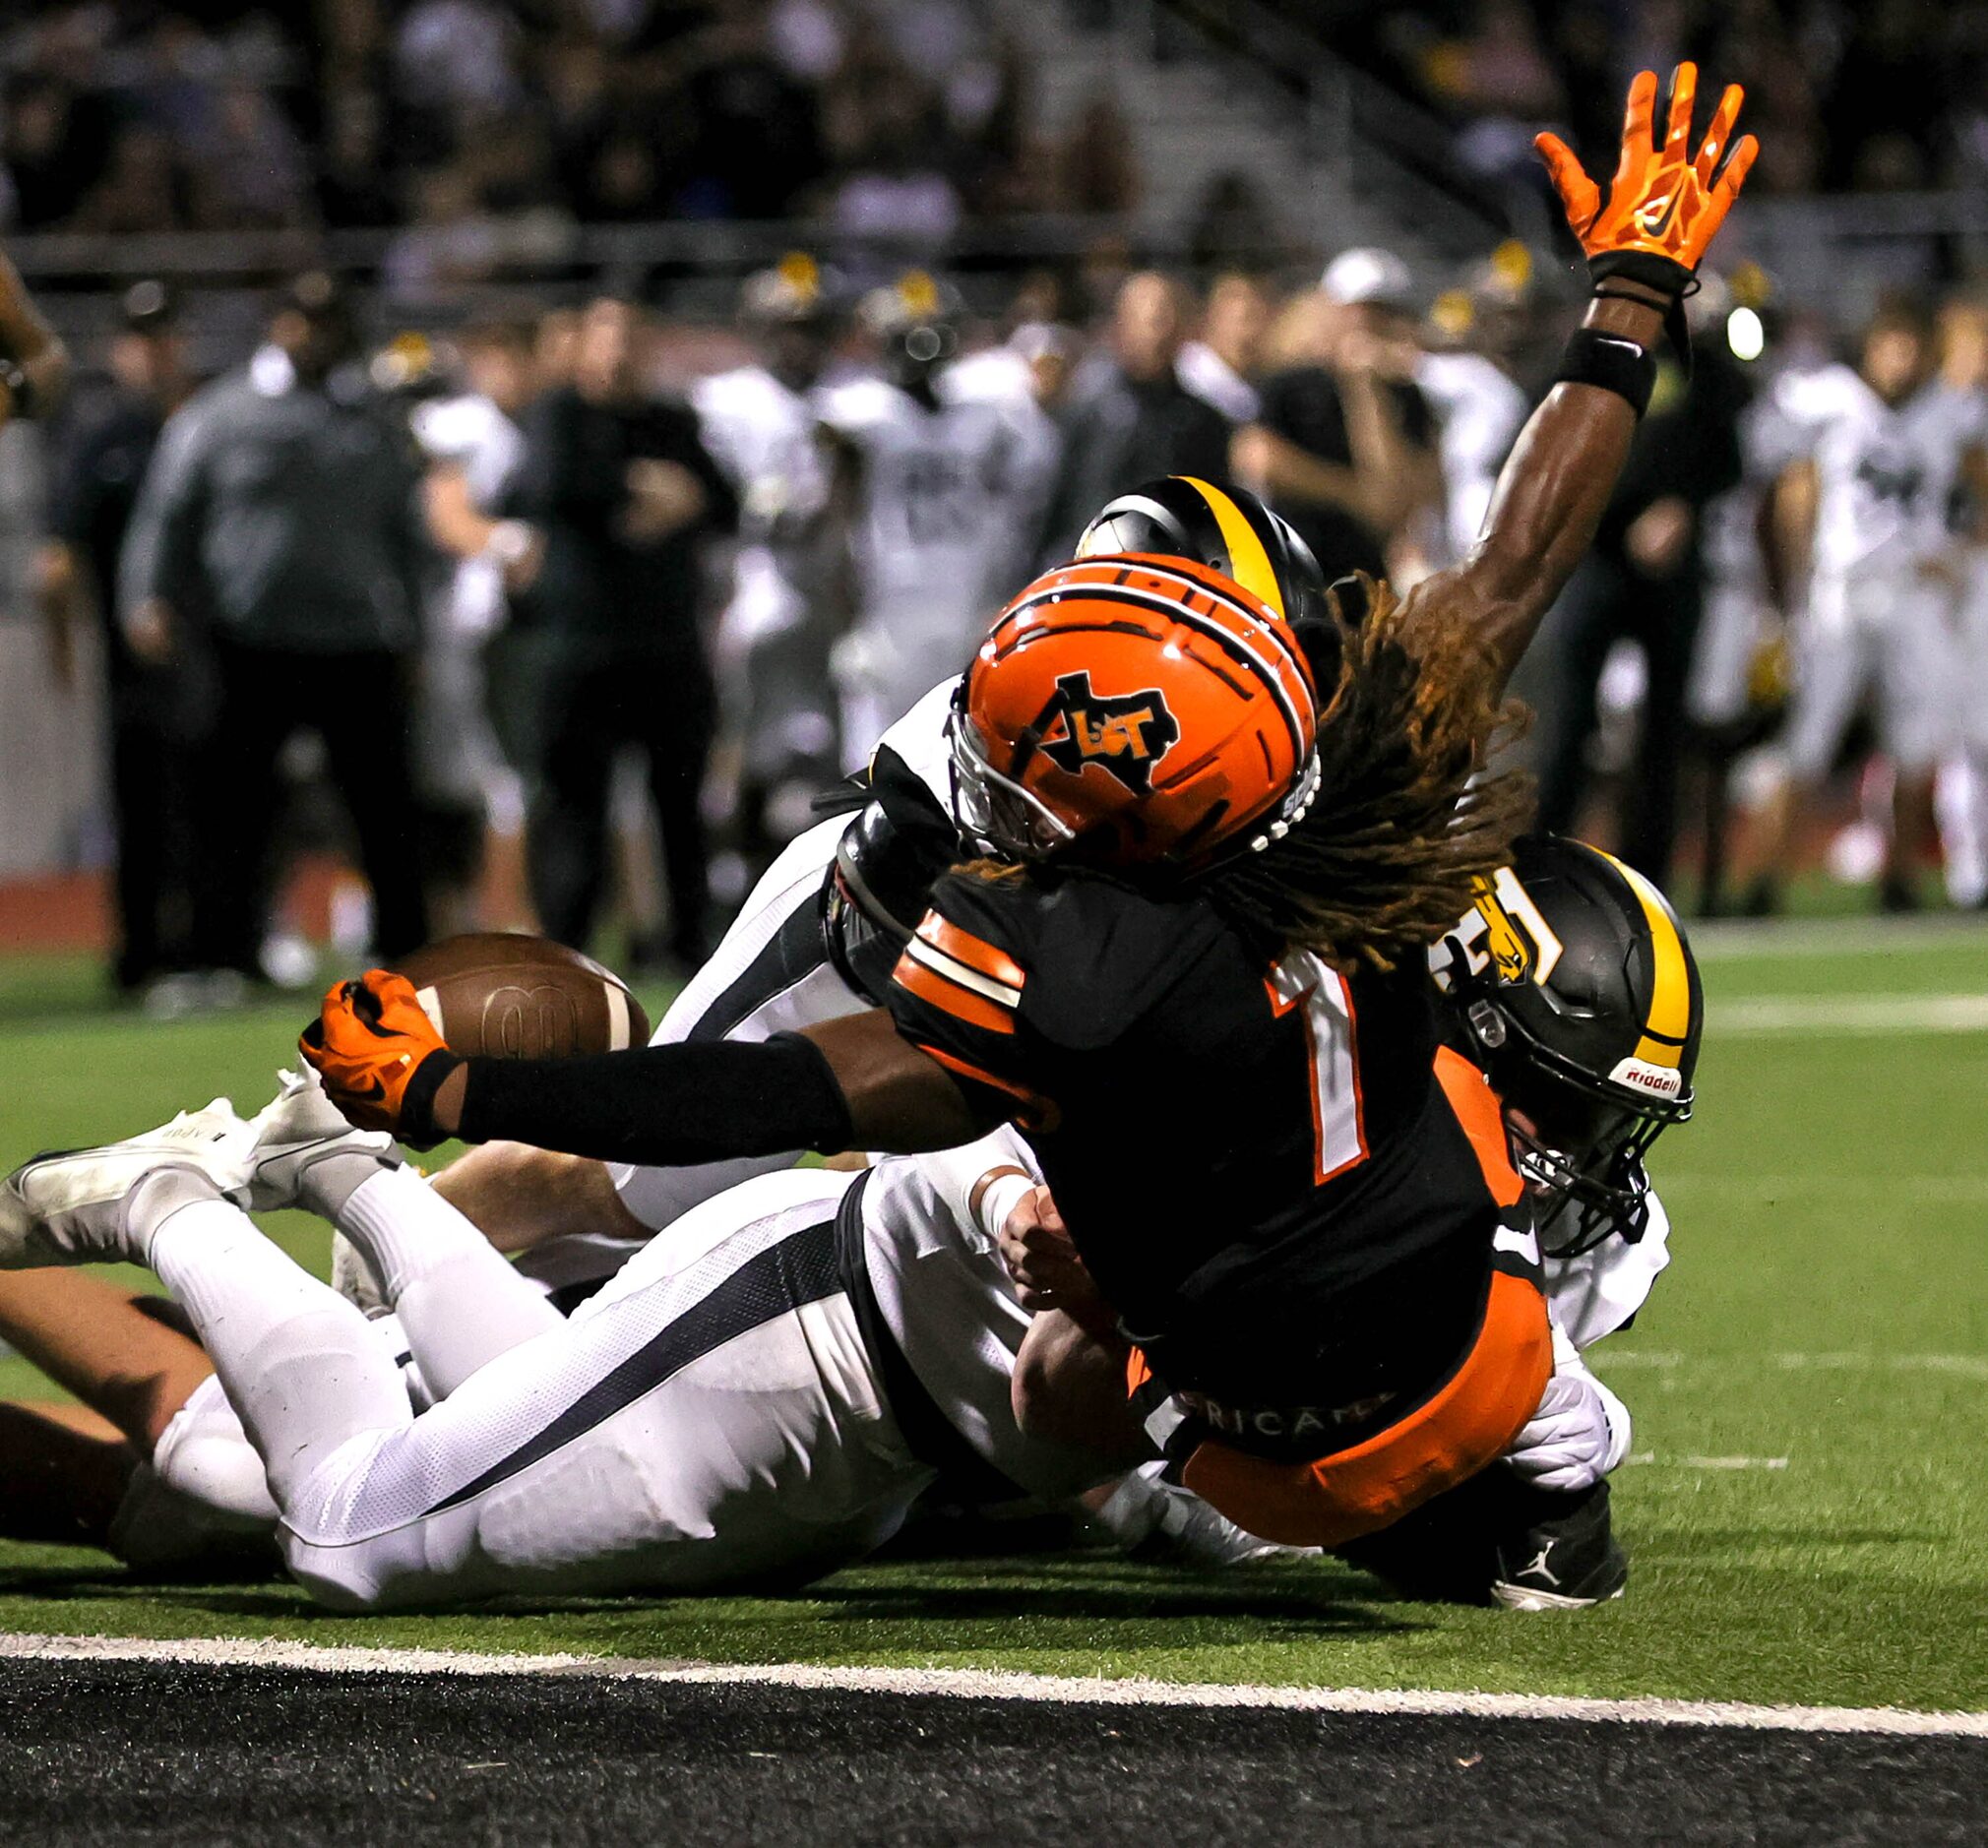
[
  {"xmin": 1505, "ymin": 1360, "xmax": 1631, "ymax": 1495},
  {"xmin": 1535, "ymin": 64, "xmax": 1757, "ymax": 353},
  {"xmin": 300, "ymin": 970, "xmax": 461, "ymax": 1146}
]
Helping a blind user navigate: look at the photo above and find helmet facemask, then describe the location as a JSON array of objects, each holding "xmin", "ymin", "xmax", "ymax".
[
  {"xmin": 1493, "ymin": 1050, "xmax": 1671, "ymax": 1257},
  {"xmin": 946, "ymin": 701, "xmax": 1077, "ymax": 862}
]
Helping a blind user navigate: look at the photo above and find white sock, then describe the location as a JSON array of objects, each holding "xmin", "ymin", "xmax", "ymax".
[
  {"xmin": 336, "ymin": 1167, "xmax": 563, "ymax": 1397},
  {"xmin": 147, "ymin": 1197, "xmax": 411, "ymax": 1509}
]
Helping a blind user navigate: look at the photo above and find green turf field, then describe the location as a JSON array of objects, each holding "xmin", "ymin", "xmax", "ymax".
[{"xmin": 2, "ymin": 923, "xmax": 1984, "ymax": 1711}]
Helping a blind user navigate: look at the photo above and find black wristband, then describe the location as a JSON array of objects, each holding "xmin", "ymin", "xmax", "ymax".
[
  {"xmin": 0, "ymin": 360, "xmax": 36, "ymax": 422},
  {"xmin": 1555, "ymin": 327, "xmax": 1658, "ymax": 416},
  {"xmin": 1586, "ymin": 250, "xmax": 1697, "ymax": 373},
  {"xmin": 398, "ymin": 1047, "xmax": 464, "ymax": 1151}
]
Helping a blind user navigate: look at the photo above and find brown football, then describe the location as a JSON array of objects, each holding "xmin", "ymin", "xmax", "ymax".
[{"xmin": 390, "ymin": 934, "xmax": 651, "ymax": 1059}]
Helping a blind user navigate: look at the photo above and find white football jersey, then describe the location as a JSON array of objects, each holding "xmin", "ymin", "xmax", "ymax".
[
  {"xmin": 817, "ymin": 372, "xmax": 1059, "ymax": 632},
  {"xmin": 1774, "ymin": 365, "xmax": 1987, "ymax": 584},
  {"xmin": 691, "ymin": 363, "xmax": 835, "ymax": 542},
  {"xmin": 1416, "ymin": 350, "xmax": 1528, "ymax": 565},
  {"xmin": 871, "ymin": 673, "xmax": 959, "ymax": 808},
  {"xmin": 408, "ymin": 392, "xmax": 526, "ymax": 640},
  {"xmin": 862, "ymin": 1130, "xmax": 1107, "ymax": 1501},
  {"xmin": 1545, "ymin": 1189, "xmax": 1671, "ymax": 1353},
  {"xmin": 1700, "ymin": 383, "xmax": 1814, "ymax": 597}
]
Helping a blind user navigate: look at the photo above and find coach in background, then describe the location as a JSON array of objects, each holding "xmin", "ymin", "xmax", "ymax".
[
  {"xmin": 1036, "ymin": 271, "xmax": 1231, "ymax": 560},
  {"xmin": 1521, "ymin": 297, "xmax": 1749, "ymax": 888},
  {"xmin": 120, "ymin": 272, "xmax": 431, "ymax": 983},
  {"xmin": 504, "ymin": 294, "xmax": 736, "ymax": 968},
  {"xmin": 38, "ymin": 281, "xmax": 197, "ymax": 996},
  {"xmin": 1234, "ymin": 247, "xmax": 1441, "ymax": 585}
]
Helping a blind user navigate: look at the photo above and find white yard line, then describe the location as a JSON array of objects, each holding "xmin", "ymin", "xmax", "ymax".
[
  {"xmin": 1656, "ymin": 1172, "xmax": 1988, "ymax": 1200},
  {"xmin": 1693, "ymin": 917, "xmax": 1988, "ymax": 960},
  {"xmin": 1620, "ymin": 1453, "xmax": 1789, "ymax": 1471},
  {"xmin": 0, "ymin": 1632, "xmax": 597, "ymax": 1676},
  {"xmin": 0, "ymin": 1632, "xmax": 1980, "ymax": 1738},
  {"xmin": 1714, "ymin": 993, "xmax": 1988, "ymax": 1034},
  {"xmin": 629, "ymin": 1662, "xmax": 1988, "ymax": 1737},
  {"xmin": 1598, "ymin": 1351, "xmax": 1988, "ymax": 1380}
]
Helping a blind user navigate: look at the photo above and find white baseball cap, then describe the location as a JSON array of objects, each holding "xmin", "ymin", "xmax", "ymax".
[{"xmin": 1320, "ymin": 246, "xmax": 1415, "ymax": 309}]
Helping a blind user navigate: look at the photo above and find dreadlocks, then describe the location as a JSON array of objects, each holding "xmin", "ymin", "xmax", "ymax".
[{"xmin": 1209, "ymin": 575, "xmax": 1533, "ymax": 971}]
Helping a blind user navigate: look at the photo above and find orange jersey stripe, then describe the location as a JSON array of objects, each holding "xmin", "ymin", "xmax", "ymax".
[
  {"xmin": 913, "ymin": 1042, "xmax": 1059, "ymax": 1132},
  {"xmin": 1433, "ymin": 1044, "xmax": 1524, "ymax": 1209},
  {"xmin": 915, "ymin": 914, "xmax": 1027, "ymax": 993},
  {"xmin": 892, "ymin": 952, "xmax": 1016, "ymax": 1036}
]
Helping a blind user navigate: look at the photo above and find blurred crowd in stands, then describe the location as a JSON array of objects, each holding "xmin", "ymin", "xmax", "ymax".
[
  {"xmin": 1315, "ymin": 0, "xmax": 1988, "ymax": 197},
  {"xmin": 6, "ymin": 0, "xmax": 1988, "ymax": 1009},
  {"xmin": 3, "ymin": 0, "xmax": 1971, "ymax": 257},
  {"xmin": 0, "ymin": 0, "xmax": 1133, "ymax": 252}
]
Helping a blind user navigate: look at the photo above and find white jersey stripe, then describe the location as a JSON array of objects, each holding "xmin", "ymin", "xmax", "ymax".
[{"xmin": 902, "ymin": 936, "xmax": 1021, "ymax": 1010}]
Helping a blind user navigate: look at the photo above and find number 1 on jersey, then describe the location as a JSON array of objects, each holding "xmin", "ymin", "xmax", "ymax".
[{"xmin": 1266, "ymin": 951, "xmax": 1369, "ymax": 1185}]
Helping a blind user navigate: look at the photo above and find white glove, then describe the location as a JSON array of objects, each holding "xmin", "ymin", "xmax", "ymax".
[{"xmin": 1506, "ymin": 1357, "xmax": 1631, "ymax": 1494}]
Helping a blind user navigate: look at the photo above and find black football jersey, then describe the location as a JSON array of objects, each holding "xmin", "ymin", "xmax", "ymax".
[{"xmin": 888, "ymin": 866, "xmax": 1515, "ymax": 1436}]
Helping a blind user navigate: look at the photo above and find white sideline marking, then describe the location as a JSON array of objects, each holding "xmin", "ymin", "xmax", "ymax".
[
  {"xmin": 1693, "ymin": 917, "xmax": 1988, "ymax": 959},
  {"xmin": 1657, "ymin": 1173, "xmax": 1988, "ymax": 1201},
  {"xmin": 0, "ymin": 1632, "xmax": 596, "ymax": 1676},
  {"xmin": 1599, "ymin": 1351, "xmax": 1988, "ymax": 1381},
  {"xmin": 1620, "ymin": 1453, "xmax": 1789, "ymax": 1471},
  {"xmin": 1775, "ymin": 1351, "xmax": 1988, "ymax": 1380},
  {"xmin": 2, "ymin": 1632, "xmax": 1984, "ymax": 1738},
  {"xmin": 1715, "ymin": 994, "xmax": 1988, "ymax": 1035}
]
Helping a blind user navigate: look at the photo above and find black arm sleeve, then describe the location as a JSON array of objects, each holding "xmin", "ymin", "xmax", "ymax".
[{"xmin": 454, "ymin": 1032, "xmax": 855, "ymax": 1165}]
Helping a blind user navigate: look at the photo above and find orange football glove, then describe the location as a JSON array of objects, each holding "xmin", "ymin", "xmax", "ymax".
[
  {"xmin": 300, "ymin": 969, "xmax": 461, "ymax": 1144},
  {"xmin": 1535, "ymin": 63, "xmax": 1757, "ymax": 341}
]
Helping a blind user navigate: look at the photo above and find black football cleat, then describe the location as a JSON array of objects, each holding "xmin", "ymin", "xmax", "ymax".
[{"xmin": 1489, "ymin": 1478, "xmax": 1628, "ymax": 1611}]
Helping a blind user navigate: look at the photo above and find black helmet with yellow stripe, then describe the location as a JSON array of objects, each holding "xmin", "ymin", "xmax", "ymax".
[
  {"xmin": 1076, "ymin": 476, "xmax": 1328, "ymax": 629},
  {"xmin": 1432, "ymin": 834, "xmax": 1704, "ymax": 1256}
]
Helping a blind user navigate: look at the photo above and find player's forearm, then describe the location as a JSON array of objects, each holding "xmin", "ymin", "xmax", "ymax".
[
  {"xmin": 1460, "ymin": 294, "xmax": 1664, "ymax": 686},
  {"xmin": 1764, "ymin": 460, "xmax": 1817, "ymax": 611},
  {"xmin": 1012, "ymin": 1311, "xmax": 1149, "ymax": 1464},
  {"xmin": 0, "ymin": 249, "xmax": 68, "ymax": 415},
  {"xmin": 426, "ymin": 1011, "xmax": 990, "ymax": 1165},
  {"xmin": 1238, "ymin": 426, "xmax": 1376, "ymax": 524},
  {"xmin": 423, "ymin": 468, "xmax": 504, "ymax": 560},
  {"xmin": 35, "ymin": 541, "xmax": 83, "ymax": 661},
  {"xmin": 432, "ymin": 1035, "xmax": 858, "ymax": 1164},
  {"xmin": 1337, "ymin": 372, "xmax": 1432, "ymax": 534}
]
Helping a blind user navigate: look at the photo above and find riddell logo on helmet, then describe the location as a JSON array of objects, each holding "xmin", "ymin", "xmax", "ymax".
[
  {"xmin": 1608, "ymin": 1055, "xmax": 1683, "ymax": 1100},
  {"xmin": 1034, "ymin": 671, "xmax": 1180, "ymax": 793}
]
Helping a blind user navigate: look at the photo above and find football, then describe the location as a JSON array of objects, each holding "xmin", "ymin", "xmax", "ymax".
[{"xmin": 390, "ymin": 933, "xmax": 651, "ymax": 1059}]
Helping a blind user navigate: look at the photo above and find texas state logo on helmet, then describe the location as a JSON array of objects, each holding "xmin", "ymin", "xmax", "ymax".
[{"xmin": 948, "ymin": 555, "xmax": 1320, "ymax": 872}]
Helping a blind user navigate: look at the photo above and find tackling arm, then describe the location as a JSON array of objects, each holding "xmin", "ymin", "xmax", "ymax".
[{"xmin": 1407, "ymin": 65, "xmax": 1756, "ymax": 697}]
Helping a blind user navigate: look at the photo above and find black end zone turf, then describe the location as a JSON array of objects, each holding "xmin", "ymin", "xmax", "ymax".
[{"xmin": 0, "ymin": 1660, "xmax": 1981, "ymax": 1846}]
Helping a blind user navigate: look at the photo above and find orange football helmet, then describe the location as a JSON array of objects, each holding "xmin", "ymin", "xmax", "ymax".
[{"xmin": 949, "ymin": 555, "xmax": 1321, "ymax": 873}]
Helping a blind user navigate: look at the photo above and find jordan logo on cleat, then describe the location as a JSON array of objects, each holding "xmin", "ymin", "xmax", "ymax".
[{"xmin": 1519, "ymin": 1545, "xmax": 1560, "ymax": 1587}]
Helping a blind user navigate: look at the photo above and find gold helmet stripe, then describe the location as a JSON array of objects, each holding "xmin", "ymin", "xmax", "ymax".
[
  {"xmin": 1180, "ymin": 476, "xmax": 1284, "ymax": 618},
  {"xmin": 1593, "ymin": 848, "xmax": 1693, "ymax": 1067}
]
